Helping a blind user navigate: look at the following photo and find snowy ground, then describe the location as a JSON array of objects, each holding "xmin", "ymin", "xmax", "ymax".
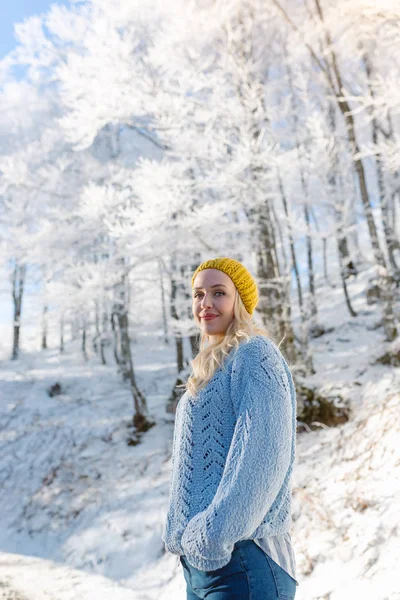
[{"xmin": 0, "ymin": 269, "xmax": 399, "ymax": 599}]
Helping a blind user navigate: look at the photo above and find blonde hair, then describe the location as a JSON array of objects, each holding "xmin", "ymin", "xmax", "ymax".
[{"xmin": 186, "ymin": 289, "xmax": 272, "ymax": 396}]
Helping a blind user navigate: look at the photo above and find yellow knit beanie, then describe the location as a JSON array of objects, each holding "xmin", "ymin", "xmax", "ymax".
[{"xmin": 191, "ymin": 257, "xmax": 259, "ymax": 315}]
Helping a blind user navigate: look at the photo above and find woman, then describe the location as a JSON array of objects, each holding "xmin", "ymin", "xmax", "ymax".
[{"xmin": 162, "ymin": 257, "xmax": 298, "ymax": 599}]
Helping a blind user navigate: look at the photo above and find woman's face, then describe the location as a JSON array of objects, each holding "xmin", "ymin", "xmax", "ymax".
[{"xmin": 192, "ymin": 269, "xmax": 236, "ymax": 341}]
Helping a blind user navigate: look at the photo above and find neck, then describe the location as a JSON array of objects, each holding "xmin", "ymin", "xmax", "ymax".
[{"xmin": 205, "ymin": 333, "xmax": 225, "ymax": 346}]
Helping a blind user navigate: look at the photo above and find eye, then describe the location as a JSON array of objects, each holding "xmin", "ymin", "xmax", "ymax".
[
  {"xmin": 215, "ymin": 291, "xmax": 225, "ymax": 296},
  {"xmin": 193, "ymin": 292, "xmax": 203, "ymax": 298}
]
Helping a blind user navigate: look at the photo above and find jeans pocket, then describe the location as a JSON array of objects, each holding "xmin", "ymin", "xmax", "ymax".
[{"xmin": 264, "ymin": 554, "xmax": 297, "ymax": 600}]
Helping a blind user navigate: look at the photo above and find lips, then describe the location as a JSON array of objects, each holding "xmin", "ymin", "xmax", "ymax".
[{"xmin": 201, "ymin": 314, "xmax": 218, "ymax": 320}]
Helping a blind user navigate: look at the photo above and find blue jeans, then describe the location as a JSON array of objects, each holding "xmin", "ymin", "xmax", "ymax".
[{"xmin": 180, "ymin": 540, "xmax": 297, "ymax": 599}]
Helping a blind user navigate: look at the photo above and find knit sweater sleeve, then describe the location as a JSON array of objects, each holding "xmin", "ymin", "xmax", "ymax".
[{"xmin": 181, "ymin": 336, "xmax": 293, "ymax": 570}]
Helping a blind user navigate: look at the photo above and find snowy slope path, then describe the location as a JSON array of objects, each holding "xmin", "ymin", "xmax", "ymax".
[
  {"xmin": 0, "ymin": 343, "xmax": 186, "ymax": 599},
  {"xmin": 0, "ymin": 551, "xmax": 142, "ymax": 600},
  {"xmin": 289, "ymin": 295, "xmax": 400, "ymax": 600},
  {"xmin": 292, "ymin": 380, "xmax": 400, "ymax": 600}
]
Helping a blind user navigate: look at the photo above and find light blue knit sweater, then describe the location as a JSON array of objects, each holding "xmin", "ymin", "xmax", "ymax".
[{"xmin": 162, "ymin": 334, "xmax": 297, "ymax": 571}]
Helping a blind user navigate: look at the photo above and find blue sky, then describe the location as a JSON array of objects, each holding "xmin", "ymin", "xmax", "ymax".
[{"xmin": 0, "ymin": 0, "xmax": 66, "ymax": 59}]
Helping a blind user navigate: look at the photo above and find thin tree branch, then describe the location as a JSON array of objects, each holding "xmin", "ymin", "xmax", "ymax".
[{"xmin": 270, "ymin": 0, "xmax": 338, "ymax": 96}]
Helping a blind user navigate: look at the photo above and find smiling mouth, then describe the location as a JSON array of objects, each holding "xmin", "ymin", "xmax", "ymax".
[{"xmin": 201, "ymin": 315, "xmax": 218, "ymax": 320}]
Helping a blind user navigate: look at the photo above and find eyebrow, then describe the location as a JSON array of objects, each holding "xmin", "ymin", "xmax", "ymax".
[{"xmin": 193, "ymin": 284, "xmax": 228, "ymax": 291}]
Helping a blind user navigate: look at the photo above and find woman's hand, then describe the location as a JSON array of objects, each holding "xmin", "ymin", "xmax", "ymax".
[{"xmin": 181, "ymin": 511, "xmax": 235, "ymax": 567}]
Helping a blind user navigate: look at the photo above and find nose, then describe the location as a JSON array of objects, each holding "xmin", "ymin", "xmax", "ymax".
[{"xmin": 200, "ymin": 292, "xmax": 213, "ymax": 309}]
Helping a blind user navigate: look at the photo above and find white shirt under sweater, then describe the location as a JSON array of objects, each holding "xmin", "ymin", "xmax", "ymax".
[{"xmin": 254, "ymin": 533, "xmax": 298, "ymax": 585}]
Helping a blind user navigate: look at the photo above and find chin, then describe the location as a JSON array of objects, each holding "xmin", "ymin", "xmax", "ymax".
[
  {"xmin": 202, "ymin": 326, "xmax": 219, "ymax": 335},
  {"xmin": 205, "ymin": 327, "xmax": 225, "ymax": 336}
]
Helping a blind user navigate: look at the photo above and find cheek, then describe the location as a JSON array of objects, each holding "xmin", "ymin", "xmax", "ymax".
[{"xmin": 220, "ymin": 296, "xmax": 235, "ymax": 314}]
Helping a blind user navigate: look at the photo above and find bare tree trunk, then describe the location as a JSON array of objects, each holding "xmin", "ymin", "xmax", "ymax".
[
  {"xmin": 328, "ymin": 106, "xmax": 358, "ymax": 319},
  {"xmin": 332, "ymin": 186, "xmax": 358, "ymax": 318},
  {"xmin": 92, "ymin": 300, "xmax": 107, "ymax": 364},
  {"xmin": 387, "ymin": 112, "xmax": 400, "ymax": 249},
  {"xmin": 324, "ymin": 91, "xmax": 358, "ymax": 318},
  {"xmin": 11, "ymin": 262, "xmax": 25, "ymax": 360},
  {"xmin": 256, "ymin": 200, "xmax": 297, "ymax": 362},
  {"xmin": 158, "ymin": 259, "xmax": 169, "ymax": 344},
  {"xmin": 41, "ymin": 305, "xmax": 48, "ymax": 350},
  {"xmin": 60, "ymin": 313, "xmax": 65, "ymax": 354},
  {"xmin": 277, "ymin": 171, "xmax": 314, "ymax": 369},
  {"xmin": 82, "ymin": 318, "xmax": 88, "ymax": 361},
  {"xmin": 111, "ymin": 311, "xmax": 121, "ymax": 365},
  {"xmin": 185, "ymin": 254, "xmax": 201, "ymax": 360},
  {"xmin": 333, "ymin": 191, "xmax": 358, "ymax": 318},
  {"xmin": 308, "ymin": 206, "xmax": 334, "ymax": 287},
  {"xmin": 389, "ymin": 176, "xmax": 399, "ymax": 244},
  {"xmin": 363, "ymin": 54, "xmax": 400, "ymax": 274},
  {"xmin": 170, "ymin": 254, "xmax": 185, "ymax": 373},
  {"xmin": 380, "ymin": 277, "xmax": 398, "ymax": 341},
  {"xmin": 104, "ymin": 127, "xmax": 154, "ymax": 427},
  {"xmin": 168, "ymin": 248, "xmax": 208, "ymax": 409},
  {"xmin": 189, "ymin": 334, "xmax": 199, "ymax": 358},
  {"xmin": 93, "ymin": 299, "xmax": 100, "ymax": 354},
  {"xmin": 271, "ymin": 203, "xmax": 288, "ymax": 275},
  {"xmin": 113, "ymin": 269, "xmax": 153, "ymax": 432},
  {"xmin": 100, "ymin": 307, "xmax": 108, "ymax": 365},
  {"xmin": 278, "ymin": 172, "xmax": 304, "ymax": 315},
  {"xmin": 286, "ymin": 61, "xmax": 320, "ymax": 341},
  {"xmin": 336, "ymin": 189, "xmax": 357, "ymax": 279},
  {"xmin": 256, "ymin": 204, "xmax": 280, "ymax": 327},
  {"xmin": 322, "ymin": 238, "xmax": 329, "ymax": 285},
  {"xmin": 294, "ymin": 148, "xmax": 317, "ymax": 325},
  {"xmin": 304, "ymin": 201, "xmax": 318, "ymax": 316},
  {"xmin": 175, "ymin": 338, "xmax": 184, "ymax": 372}
]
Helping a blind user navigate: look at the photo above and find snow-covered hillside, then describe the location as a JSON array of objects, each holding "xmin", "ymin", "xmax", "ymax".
[{"xmin": 0, "ymin": 271, "xmax": 399, "ymax": 600}]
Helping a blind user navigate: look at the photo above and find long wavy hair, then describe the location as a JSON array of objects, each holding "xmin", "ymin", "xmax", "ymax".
[{"xmin": 186, "ymin": 289, "xmax": 273, "ymax": 396}]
